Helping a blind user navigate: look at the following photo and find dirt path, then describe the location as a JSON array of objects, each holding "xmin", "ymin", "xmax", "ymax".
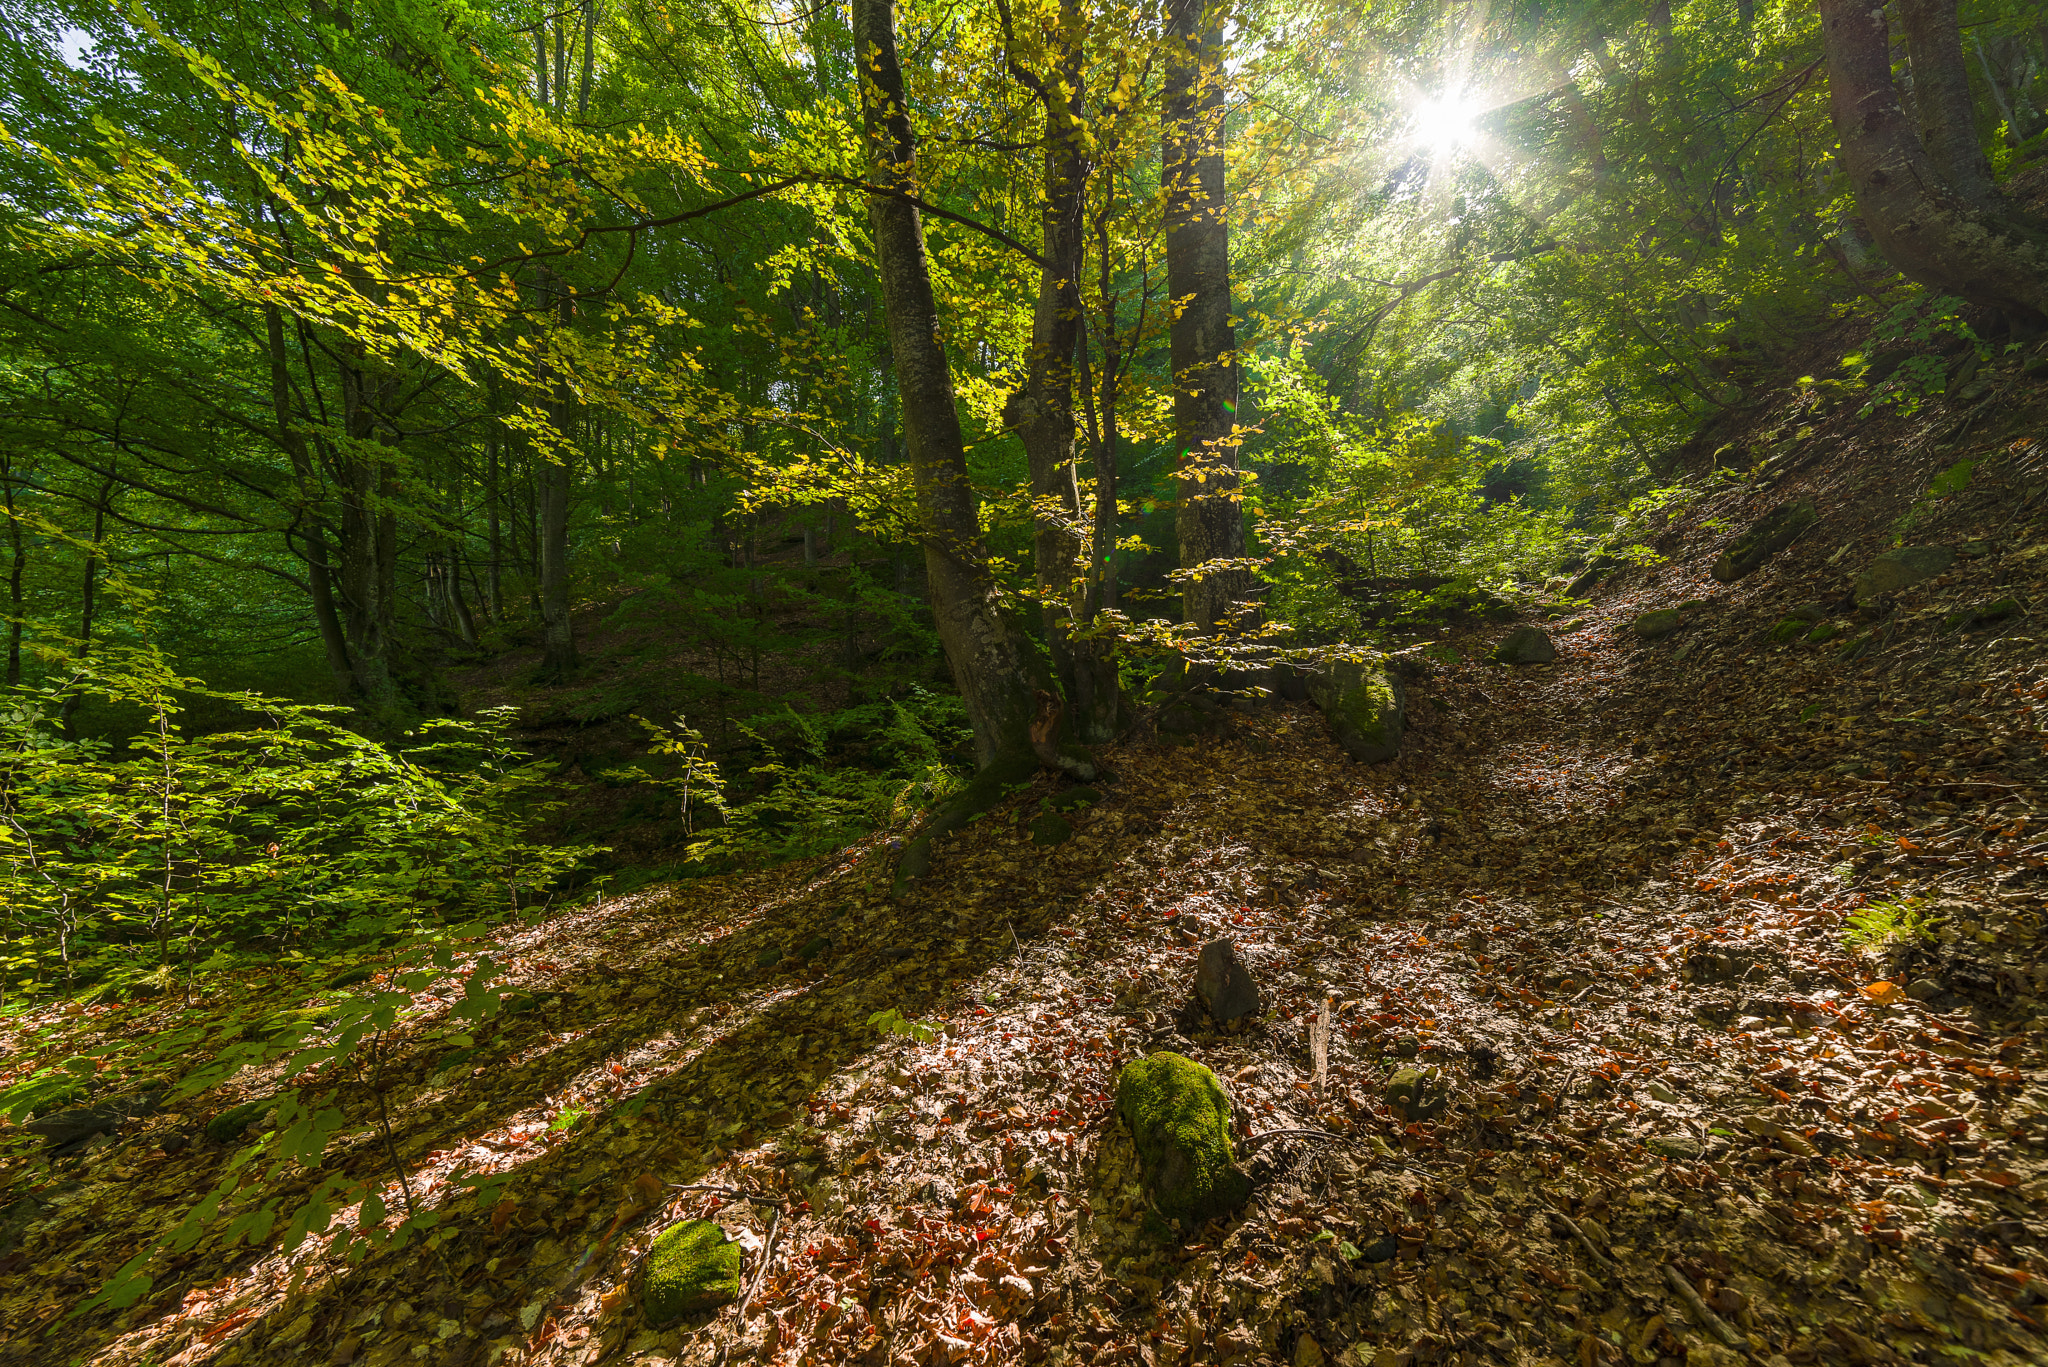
[{"xmin": 4, "ymin": 577, "xmax": 2046, "ymax": 1367}]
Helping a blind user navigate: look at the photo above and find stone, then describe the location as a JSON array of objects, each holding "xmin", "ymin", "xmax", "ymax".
[
  {"xmin": 642, "ymin": 1219, "xmax": 744, "ymax": 1324},
  {"xmin": 1806, "ymin": 623, "xmax": 1841, "ymax": 644},
  {"xmin": 1194, "ymin": 939, "xmax": 1261, "ymax": 1025},
  {"xmin": 1853, "ymin": 546, "xmax": 1955, "ymax": 602},
  {"xmin": 1906, "ymin": 978, "xmax": 1945, "ymax": 1003},
  {"xmin": 205, "ymin": 1100, "xmax": 270, "ymax": 1144},
  {"xmin": 1490, "ymin": 626, "xmax": 1556, "ymax": 664},
  {"xmin": 1384, "ymin": 1067, "xmax": 1446, "ymax": 1123},
  {"xmin": 1786, "ymin": 602, "xmax": 1829, "ymax": 622},
  {"xmin": 1711, "ymin": 501, "xmax": 1818, "ymax": 582},
  {"xmin": 1681, "ymin": 940, "xmax": 1786, "ymax": 984},
  {"xmin": 1632, "ymin": 608, "xmax": 1690, "ymax": 640},
  {"xmin": 1646, "ymin": 1134, "xmax": 1703, "ymax": 1160},
  {"xmin": 1028, "ymin": 812, "xmax": 1074, "ymax": 846},
  {"xmin": 1306, "ymin": 657, "xmax": 1404, "ymax": 763},
  {"xmin": 1767, "ymin": 618, "xmax": 1808, "ymax": 642},
  {"xmin": 797, "ymin": 935, "xmax": 831, "ymax": 961},
  {"xmin": 1114, "ymin": 1053, "xmax": 1252, "ymax": 1227},
  {"xmin": 23, "ymin": 1105, "xmax": 124, "ymax": 1147},
  {"xmin": 754, "ymin": 947, "xmax": 784, "ymax": 967},
  {"xmin": 1356, "ymin": 1232, "xmax": 1399, "ymax": 1263}
]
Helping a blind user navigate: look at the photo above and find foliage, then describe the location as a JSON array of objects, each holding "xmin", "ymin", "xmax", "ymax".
[{"xmin": 1842, "ymin": 898, "xmax": 1941, "ymax": 951}]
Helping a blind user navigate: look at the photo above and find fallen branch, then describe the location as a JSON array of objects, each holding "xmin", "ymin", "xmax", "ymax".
[
  {"xmin": 1549, "ymin": 1210, "xmax": 1618, "ymax": 1277},
  {"xmin": 1663, "ymin": 1263, "xmax": 1746, "ymax": 1349}
]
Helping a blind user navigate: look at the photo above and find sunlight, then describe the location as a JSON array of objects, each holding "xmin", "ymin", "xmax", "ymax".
[{"xmin": 1413, "ymin": 90, "xmax": 1479, "ymax": 154}]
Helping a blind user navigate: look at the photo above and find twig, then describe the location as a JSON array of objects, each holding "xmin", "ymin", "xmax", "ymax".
[
  {"xmin": 1663, "ymin": 1263, "xmax": 1745, "ymax": 1348},
  {"xmin": 1007, "ymin": 918, "xmax": 1024, "ymax": 961},
  {"xmin": 1243, "ymin": 1128, "xmax": 1346, "ymax": 1147},
  {"xmin": 737, "ymin": 1204, "xmax": 780, "ymax": 1319},
  {"xmin": 663, "ymin": 1182, "xmax": 787, "ymax": 1209},
  {"xmin": 1550, "ymin": 1210, "xmax": 1617, "ymax": 1277}
]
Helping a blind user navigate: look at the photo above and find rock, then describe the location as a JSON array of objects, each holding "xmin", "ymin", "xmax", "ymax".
[
  {"xmin": 755, "ymin": 947, "xmax": 784, "ymax": 967},
  {"xmin": 642, "ymin": 1218, "xmax": 744, "ymax": 1324},
  {"xmin": 1946, "ymin": 597, "xmax": 2020, "ymax": 630},
  {"xmin": 1712, "ymin": 501, "xmax": 1818, "ymax": 582},
  {"xmin": 1356, "ymin": 1232, "xmax": 1399, "ymax": 1263},
  {"xmin": 1853, "ymin": 546, "xmax": 1955, "ymax": 602},
  {"xmin": 1807, "ymin": 623, "xmax": 1841, "ymax": 644},
  {"xmin": 1490, "ymin": 625, "xmax": 1556, "ymax": 664},
  {"xmin": 1647, "ymin": 1134, "xmax": 1703, "ymax": 1160},
  {"xmin": 1194, "ymin": 940, "xmax": 1262, "ymax": 1025},
  {"xmin": 1384, "ymin": 1067, "xmax": 1446, "ymax": 1123},
  {"xmin": 1028, "ymin": 812, "xmax": 1074, "ymax": 846},
  {"xmin": 797, "ymin": 935, "xmax": 831, "ymax": 961},
  {"xmin": 1631, "ymin": 603, "xmax": 1701, "ymax": 640},
  {"xmin": 22, "ymin": 1105, "xmax": 125, "ymax": 1147},
  {"xmin": 1786, "ymin": 602, "xmax": 1829, "ymax": 622},
  {"xmin": 205, "ymin": 1101, "xmax": 270, "ymax": 1144},
  {"xmin": 1906, "ymin": 978, "xmax": 1945, "ymax": 1003},
  {"xmin": 1767, "ymin": 618, "xmax": 1809, "ymax": 642},
  {"xmin": 1681, "ymin": 940, "xmax": 1786, "ymax": 984},
  {"xmin": 1114, "ymin": 1053, "xmax": 1252, "ymax": 1227},
  {"xmin": 1306, "ymin": 657, "xmax": 1404, "ymax": 763}
]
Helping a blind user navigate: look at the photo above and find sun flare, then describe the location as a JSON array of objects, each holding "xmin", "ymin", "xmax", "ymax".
[{"xmin": 1413, "ymin": 91, "xmax": 1478, "ymax": 153}]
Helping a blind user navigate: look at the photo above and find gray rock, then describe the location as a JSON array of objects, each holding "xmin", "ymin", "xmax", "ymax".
[
  {"xmin": 1906, "ymin": 978, "xmax": 1945, "ymax": 1002},
  {"xmin": 1786, "ymin": 602, "xmax": 1829, "ymax": 623},
  {"xmin": 1712, "ymin": 501, "xmax": 1818, "ymax": 582},
  {"xmin": 1681, "ymin": 940, "xmax": 1787, "ymax": 984},
  {"xmin": 1384, "ymin": 1067, "xmax": 1446, "ymax": 1123},
  {"xmin": 1853, "ymin": 546, "xmax": 1955, "ymax": 602},
  {"xmin": 22, "ymin": 1105, "xmax": 125, "ymax": 1147},
  {"xmin": 1632, "ymin": 608, "xmax": 1689, "ymax": 640},
  {"xmin": 1305, "ymin": 657, "xmax": 1404, "ymax": 762},
  {"xmin": 1646, "ymin": 1134, "xmax": 1703, "ymax": 1160},
  {"xmin": 1194, "ymin": 940, "xmax": 1262, "ymax": 1025},
  {"xmin": 1490, "ymin": 626, "xmax": 1556, "ymax": 664}
]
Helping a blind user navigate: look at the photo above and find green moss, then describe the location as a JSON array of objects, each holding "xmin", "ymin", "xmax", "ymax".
[
  {"xmin": 1029, "ymin": 812, "xmax": 1074, "ymax": 846},
  {"xmin": 1805, "ymin": 623, "xmax": 1840, "ymax": 644},
  {"xmin": 1307, "ymin": 659, "xmax": 1404, "ymax": 763},
  {"xmin": 1049, "ymin": 786, "xmax": 1101, "ymax": 812},
  {"xmin": 1767, "ymin": 618, "xmax": 1808, "ymax": 643},
  {"xmin": 643, "ymin": 1218, "xmax": 744, "ymax": 1324},
  {"xmin": 205, "ymin": 1100, "xmax": 269, "ymax": 1144},
  {"xmin": 1115, "ymin": 1053, "xmax": 1251, "ymax": 1228},
  {"xmin": 1384, "ymin": 1067, "xmax": 1446, "ymax": 1122},
  {"xmin": 1632, "ymin": 608, "xmax": 1688, "ymax": 640}
]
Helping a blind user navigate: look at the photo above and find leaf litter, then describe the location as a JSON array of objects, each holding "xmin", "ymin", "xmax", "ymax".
[{"xmin": 3, "ymin": 515, "xmax": 2047, "ymax": 1367}]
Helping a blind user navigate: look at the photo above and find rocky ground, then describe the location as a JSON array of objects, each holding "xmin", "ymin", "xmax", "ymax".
[{"xmin": 2, "ymin": 369, "xmax": 2046, "ymax": 1367}]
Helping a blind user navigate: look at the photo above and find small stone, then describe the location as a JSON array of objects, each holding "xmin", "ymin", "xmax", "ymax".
[
  {"xmin": 797, "ymin": 935, "xmax": 831, "ymax": 961},
  {"xmin": 1906, "ymin": 978, "xmax": 1945, "ymax": 1002},
  {"xmin": 1806, "ymin": 623, "xmax": 1840, "ymax": 644},
  {"xmin": 1853, "ymin": 545, "xmax": 1955, "ymax": 602},
  {"xmin": 755, "ymin": 947, "xmax": 784, "ymax": 967},
  {"xmin": 1028, "ymin": 812, "xmax": 1074, "ymax": 846},
  {"xmin": 642, "ymin": 1219, "xmax": 744, "ymax": 1324},
  {"xmin": 1384, "ymin": 1067, "xmax": 1446, "ymax": 1123},
  {"xmin": 1392, "ymin": 1037, "xmax": 1419, "ymax": 1058},
  {"xmin": 1646, "ymin": 1134, "xmax": 1702, "ymax": 1160},
  {"xmin": 1631, "ymin": 607, "xmax": 1691, "ymax": 640},
  {"xmin": 1194, "ymin": 940, "xmax": 1262, "ymax": 1025},
  {"xmin": 22, "ymin": 1105, "xmax": 123, "ymax": 1147},
  {"xmin": 1114, "ymin": 1053, "xmax": 1251, "ymax": 1227},
  {"xmin": 1356, "ymin": 1232, "xmax": 1399, "ymax": 1263},
  {"xmin": 1767, "ymin": 618, "xmax": 1809, "ymax": 642},
  {"xmin": 1786, "ymin": 602, "xmax": 1829, "ymax": 622},
  {"xmin": 1490, "ymin": 626, "xmax": 1556, "ymax": 665},
  {"xmin": 205, "ymin": 1100, "xmax": 269, "ymax": 1144}
]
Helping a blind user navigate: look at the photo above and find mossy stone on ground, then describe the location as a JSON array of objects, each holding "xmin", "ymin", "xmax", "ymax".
[
  {"xmin": 1115, "ymin": 1053, "xmax": 1251, "ymax": 1228},
  {"xmin": 205, "ymin": 1100, "xmax": 270, "ymax": 1144},
  {"xmin": 1852, "ymin": 546, "xmax": 1954, "ymax": 602},
  {"xmin": 1632, "ymin": 608, "xmax": 1689, "ymax": 640},
  {"xmin": 1305, "ymin": 658, "xmax": 1404, "ymax": 763},
  {"xmin": 1384, "ymin": 1067, "xmax": 1446, "ymax": 1123},
  {"xmin": 643, "ymin": 1218, "xmax": 744, "ymax": 1324},
  {"xmin": 1806, "ymin": 623, "xmax": 1841, "ymax": 644},
  {"xmin": 1029, "ymin": 812, "xmax": 1074, "ymax": 846},
  {"xmin": 1490, "ymin": 625, "xmax": 1556, "ymax": 664},
  {"xmin": 1711, "ymin": 500, "xmax": 1816, "ymax": 583}
]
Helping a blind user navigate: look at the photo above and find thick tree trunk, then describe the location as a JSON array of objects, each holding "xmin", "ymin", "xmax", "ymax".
[
  {"xmin": 1817, "ymin": 0, "xmax": 2048, "ymax": 321},
  {"xmin": 851, "ymin": 0, "xmax": 1089, "ymax": 780},
  {"xmin": 266, "ymin": 306, "xmax": 356, "ymax": 700},
  {"xmin": 536, "ymin": 274, "xmax": 579, "ymax": 683},
  {"xmin": 2, "ymin": 454, "xmax": 24, "ymax": 688},
  {"xmin": 1898, "ymin": 0, "xmax": 1999, "ymax": 211},
  {"xmin": 335, "ymin": 353, "xmax": 399, "ymax": 711},
  {"xmin": 999, "ymin": 0, "xmax": 1120, "ymax": 742},
  {"xmin": 1163, "ymin": 0, "xmax": 1246, "ymax": 633}
]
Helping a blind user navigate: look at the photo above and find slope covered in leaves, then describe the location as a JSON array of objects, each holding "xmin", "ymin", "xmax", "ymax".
[{"xmin": 3, "ymin": 364, "xmax": 2048, "ymax": 1367}]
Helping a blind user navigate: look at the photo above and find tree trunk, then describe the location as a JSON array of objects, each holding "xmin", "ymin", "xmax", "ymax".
[
  {"xmin": 1817, "ymin": 0, "xmax": 2048, "ymax": 322},
  {"xmin": 2, "ymin": 453, "xmax": 24, "ymax": 689},
  {"xmin": 336, "ymin": 350, "xmax": 399, "ymax": 711},
  {"xmin": 536, "ymin": 272, "xmax": 579, "ymax": 682},
  {"xmin": 1899, "ymin": 0, "xmax": 1999, "ymax": 211},
  {"xmin": 58, "ymin": 475, "xmax": 115, "ymax": 738},
  {"xmin": 998, "ymin": 0, "xmax": 1120, "ymax": 743},
  {"xmin": 850, "ymin": 0, "xmax": 1088, "ymax": 780},
  {"xmin": 1163, "ymin": 0, "xmax": 1247, "ymax": 633},
  {"xmin": 266, "ymin": 305, "xmax": 356, "ymax": 700}
]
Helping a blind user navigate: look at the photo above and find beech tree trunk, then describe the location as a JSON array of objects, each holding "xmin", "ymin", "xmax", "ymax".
[
  {"xmin": 851, "ymin": 0, "xmax": 1083, "ymax": 774},
  {"xmin": 1898, "ymin": 0, "xmax": 1999, "ymax": 211},
  {"xmin": 1816, "ymin": 0, "xmax": 2048, "ymax": 322},
  {"xmin": 999, "ymin": 0, "xmax": 1121, "ymax": 743},
  {"xmin": 536, "ymin": 273, "xmax": 579, "ymax": 683},
  {"xmin": 266, "ymin": 305, "xmax": 356, "ymax": 701},
  {"xmin": 1163, "ymin": 0, "xmax": 1246, "ymax": 633}
]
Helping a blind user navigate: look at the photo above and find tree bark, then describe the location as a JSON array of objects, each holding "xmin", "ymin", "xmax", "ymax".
[
  {"xmin": 1, "ymin": 453, "xmax": 24, "ymax": 689},
  {"xmin": 998, "ymin": 0, "xmax": 1121, "ymax": 743},
  {"xmin": 1817, "ymin": 0, "xmax": 2048, "ymax": 322},
  {"xmin": 535, "ymin": 271, "xmax": 579, "ymax": 683},
  {"xmin": 1163, "ymin": 0, "xmax": 1247, "ymax": 633},
  {"xmin": 266, "ymin": 305, "xmax": 356, "ymax": 700},
  {"xmin": 850, "ymin": 0, "xmax": 1088, "ymax": 777},
  {"xmin": 335, "ymin": 350, "xmax": 399, "ymax": 711},
  {"xmin": 1898, "ymin": 0, "xmax": 1999, "ymax": 211}
]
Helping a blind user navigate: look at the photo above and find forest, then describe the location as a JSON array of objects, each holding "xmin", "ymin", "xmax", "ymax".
[{"xmin": 1, "ymin": 0, "xmax": 2047, "ymax": 1364}]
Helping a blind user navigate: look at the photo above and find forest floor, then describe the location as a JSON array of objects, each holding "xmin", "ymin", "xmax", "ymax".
[{"xmin": 5, "ymin": 376, "xmax": 2048, "ymax": 1367}]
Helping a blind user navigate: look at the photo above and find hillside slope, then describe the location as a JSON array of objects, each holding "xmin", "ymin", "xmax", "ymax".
[{"xmin": 2, "ymin": 341, "xmax": 2046, "ymax": 1367}]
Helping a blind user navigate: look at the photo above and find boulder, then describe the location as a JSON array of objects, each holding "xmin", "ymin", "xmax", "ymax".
[
  {"xmin": 1384, "ymin": 1067, "xmax": 1447, "ymax": 1123},
  {"xmin": 1305, "ymin": 657, "xmax": 1404, "ymax": 762},
  {"xmin": 23, "ymin": 1105, "xmax": 124, "ymax": 1148},
  {"xmin": 1028, "ymin": 812, "xmax": 1074, "ymax": 846},
  {"xmin": 205, "ymin": 1100, "xmax": 270, "ymax": 1144},
  {"xmin": 643, "ymin": 1218, "xmax": 744, "ymax": 1324},
  {"xmin": 1490, "ymin": 626, "xmax": 1556, "ymax": 664},
  {"xmin": 1114, "ymin": 1053, "xmax": 1251, "ymax": 1227},
  {"xmin": 1853, "ymin": 546, "xmax": 1955, "ymax": 602},
  {"xmin": 1711, "ymin": 501, "xmax": 1817, "ymax": 582},
  {"xmin": 1194, "ymin": 940, "xmax": 1262, "ymax": 1025},
  {"xmin": 1631, "ymin": 607, "xmax": 1691, "ymax": 640}
]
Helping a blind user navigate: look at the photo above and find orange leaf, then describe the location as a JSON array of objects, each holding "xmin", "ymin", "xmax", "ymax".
[{"xmin": 1861, "ymin": 981, "xmax": 1906, "ymax": 1005}]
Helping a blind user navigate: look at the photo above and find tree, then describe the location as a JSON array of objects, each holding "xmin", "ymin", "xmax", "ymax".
[{"xmin": 1816, "ymin": 0, "xmax": 2048, "ymax": 323}]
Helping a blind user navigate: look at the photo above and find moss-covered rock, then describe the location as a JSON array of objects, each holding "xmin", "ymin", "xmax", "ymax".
[
  {"xmin": 1305, "ymin": 658, "xmax": 1404, "ymax": 763},
  {"xmin": 1806, "ymin": 622, "xmax": 1841, "ymax": 644},
  {"xmin": 1049, "ymin": 786, "xmax": 1101, "ymax": 812},
  {"xmin": 1767, "ymin": 618, "xmax": 1809, "ymax": 643},
  {"xmin": 1852, "ymin": 545, "xmax": 1954, "ymax": 602},
  {"xmin": 643, "ymin": 1218, "xmax": 744, "ymax": 1324},
  {"xmin": 1384, "ymin": 1067, "xmax": 1447, "ymax": 1123},
  {"xmin": 1631, "ymin": 608, "xmax": 1688, "ymax": 640},
  {"xmin": 1711, "ymin": 500, "xmax": 1817, "ymax": 583},
  {"xmin": 1115, "ymin": 1053, "xmax": 1251, "ymax": 1228},
  {"xmin": 1489, "ymin": 625, "xmax": 1556, "ymax": 664},
  {"xmin": 205, "ymin": 1100, "xmax": 270, "ymax": 1144},
  {"xmin": 1029, "ymin": 812, "xmax": 1074, "ymax": 846}
]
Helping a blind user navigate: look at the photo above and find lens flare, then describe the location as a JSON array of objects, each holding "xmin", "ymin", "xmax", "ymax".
[{"xmin": 1413, "ymin": 91, "xmax": 1477, "ymax": 153}]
